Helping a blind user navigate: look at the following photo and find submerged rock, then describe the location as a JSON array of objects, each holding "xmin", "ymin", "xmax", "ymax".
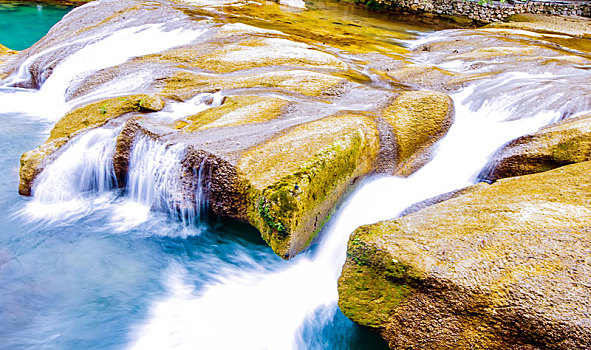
[
  {"xmin": 339, "ymin": 161, "xmax": 591, "ymax": 349},
  {"xmin": 483, "ymin": 112, "xmax": 591, "ymax": 181}
]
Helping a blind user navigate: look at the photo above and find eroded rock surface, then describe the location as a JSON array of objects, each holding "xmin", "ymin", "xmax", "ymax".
[
  {"xmin": 483, "ymin": 112, "xmax": 591, "ymax": 181},
  {"xmin": 11, "ymin": 0, "xmax": 591, "ymax": 263},
  {"xmin": 8, "ymin": 0, "xmax": 459, "ymax": 258},
  {"xmin": 382, "ymin": 90, "xmax": 454, "ymax": 176},
  {"xmin": 339, "ymin": 161, "xmax": 591, "ymax": 349}
]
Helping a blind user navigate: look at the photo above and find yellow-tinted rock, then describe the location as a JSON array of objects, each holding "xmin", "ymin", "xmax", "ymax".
[
  {"xmin": 382, "ymin": 91, "xmax": 454, "ymax": 176},
  {"xmin": 0, "ymin": 43, "xmax": 17, "ymax": 70},
  {"xmin": 19, "ymin": 95, "xmax": 165, "ymax": 195},
  {"xmin": 19, "ymin": 137, "xmax": 68, "ymax": 196},
  {"xmin": 485, "ymin": 113, "xmax": 591, "ymax": 181},
  {"xmin": 49, "ymin": 94, "xmax": 164, "ymax": 141},
  {"xmin": 195, "ymin": 37, "xmax": 347, "ymax": 73},
  {"xmin": 239, "ymin": 114, "xmax": 380, "ymax": 258},
  {"xmin": 218, "ymin": 0, "xmax": 415, "ymax": 55},
  {"xmin": 448, "ymin": 46, "xmax": 536, "ymax": 60},
  {"xmin": 0, "ymin": 43, "xmax": 16, "ymax": 55},
  {"xmin": 161, "ymin": 70, "xmax": 346, "ymax": 101},
  {"xmin": 385, "ymin": 63, "xmax": 460, "ymax": 91},
  {"xmin": 489, "ymin": 14, "xmax": 591, "ymax": 37},
  {"xmin": 339, "ymin": 161, "xmax": 591, "ymax": 349},
  {"xmin": 181, "ymin": 95, "xmax": 289, "ymax": 132}
]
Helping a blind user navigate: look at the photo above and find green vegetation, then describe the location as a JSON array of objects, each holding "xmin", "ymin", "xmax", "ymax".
[{"xmin": 257, "ymin": 198, "xmax": 288, "ymax": 237}]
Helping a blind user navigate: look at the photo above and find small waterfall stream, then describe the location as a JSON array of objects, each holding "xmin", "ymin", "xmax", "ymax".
[
  {"xmin": 125, "ymin": 68, "xmax": 578, "ymax": 349},
  {"xmin": 0, "ymin": 22, "xmax": 209, "ymax": 121},
  {"xmin": 2, "ymin": 1, "xmax": 591, "ymax": 349}
]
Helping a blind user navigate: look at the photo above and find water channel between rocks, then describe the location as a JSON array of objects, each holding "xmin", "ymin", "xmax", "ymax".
[{"xmin": 1, "ymin": 0, "xmax": 590, "ymax": 349}]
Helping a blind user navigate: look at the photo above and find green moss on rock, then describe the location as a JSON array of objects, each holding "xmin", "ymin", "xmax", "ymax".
[
  {"xmin": 339, "ymin": 161, "xmax": 591, "ymax": 349},
  {"xmin": 19, "ymin": 94, "xmax": 164, "ymax": 196},
  {"xmin": 49, "ymin": 94, "xmax": 164, "ymax": 141},
  {"xmin": 239, "ymin": 114, "xmax": 380, "ymax": 258}
]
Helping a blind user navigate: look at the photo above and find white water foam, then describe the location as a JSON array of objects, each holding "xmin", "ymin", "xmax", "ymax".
[
  {"xmin": 0, "ymin": 23, "xmax": 208, "ymax": 121},
  {"xmin": 111, "ymin": 136, "xmax": 207, "ymax": 235},
  {"xmin": 126, "ymin": 66, "xmax": 585, "ymax": 349},
  {"xmin": 147, "ymin": 92, "xmax": 225, "ymax": 124},
  {"xmin": 22, "ymin": 127, "xmax": 119, "ymax": 222}
]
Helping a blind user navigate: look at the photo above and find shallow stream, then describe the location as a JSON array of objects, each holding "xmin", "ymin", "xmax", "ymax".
[{"xmin": 1, "ymin": 1, "xmax": 590, "ymax": 349}]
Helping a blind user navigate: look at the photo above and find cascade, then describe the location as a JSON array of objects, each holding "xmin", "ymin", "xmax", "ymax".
[
  {"xmin": 126, "ymin": 56, "xmax": 589, "ymax": 349},
  {"xmin": 0, "ymin": 23, "xmax": 209, "ymax": 120},
  {"xmin": 22, "ymin": 127, "xmax": 119, "ymax": 221},
  {"xmin": 2, "ymin": 2, "xmax": 591, "ymax": 349},
  {"xmin": 125, "ymin": 136, "xmax": 208, "ymax": 230}
]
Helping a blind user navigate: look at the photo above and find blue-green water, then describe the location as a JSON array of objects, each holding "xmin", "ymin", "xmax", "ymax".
[
  {"xmin": 0, "ymin": 2, "xmax": 72, "ymax": 50},
  {"xmin": 0, "ymin": 114, "xmax": 387, "ymax": 349},
  {"xmin": 0, "ymin": 4, "xmax": 388, "ymax": 349}
]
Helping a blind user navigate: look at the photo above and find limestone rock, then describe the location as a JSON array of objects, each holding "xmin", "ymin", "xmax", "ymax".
[
  {"xmin": 484, "ymin": 113, "xmax": 591, "ymax": 181},
  {"xmin": 18, "ymin": 95, "xmax": 164, "ymax": 195},
  {"xmin": 159, "ymin": 70, "xmax": 346, "ymax": 102},
  {"xmin": 19, "ymin": 138, "xmax": 68, "ymax": 196},
  {"xmin": 239, "ymin": 114, "xmax": 380, "ymax": 258},
  {"xmin": 382, "ymin": 91, "xmax": 454, "ymax": 176},
  {"xmin": 180, "ymin": 96, "xmax": 290, "ymax": 132},
  {"xmin": 109, "ymin": 112, "xmax": 380, "ymax": 258},
  {"xmin": 339, "ymin": 161, "xmax": 591, "ymax": 349},
  {"xmin": 0, "ymin": 43, "xmax": 16, "ymax": 57},
  {"xmin": 49, "ymin": 95, "xmax": 164, "ymax": 141},
  {"xmin": 0, "ymin": 43, "xmax": 17, "ymax": 79},
  {"xmin": 488, "ymin": 14, "xmax": 591, "ymax": 38}
]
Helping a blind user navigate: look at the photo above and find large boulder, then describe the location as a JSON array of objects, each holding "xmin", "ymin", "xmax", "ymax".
[
  {"xmin": 12, "ymin": 0, "xmax": 456, "ymax": 259},
  {"xmin": 339, "ymin": 161, "xmax": 591, "ymax": 349},
  {"xmin": 239, "ymin": 114, "xmax": 379, "ymax": 257},
  {"xmin": 111, "ymin": 111, "xmax": 380, "ymax": 259},
  {"xmin": 483, "ymin": 113, "xmax": 591, "ymax": 181}
]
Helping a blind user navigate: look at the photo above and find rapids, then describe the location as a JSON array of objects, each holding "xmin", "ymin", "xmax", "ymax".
[{"xmin": 1, "ymin": 1, "xmax": 590, "ymax": 349}]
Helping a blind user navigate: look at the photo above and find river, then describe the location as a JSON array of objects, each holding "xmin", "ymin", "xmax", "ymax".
[{"xmin": 1, "ymin": 1, "xmax": 590, "ymax": 349}]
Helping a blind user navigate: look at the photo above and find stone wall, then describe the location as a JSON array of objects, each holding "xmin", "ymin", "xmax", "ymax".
[{"xmin": 348, "ymin": 0, "xmax": 591, "ymax": 23}]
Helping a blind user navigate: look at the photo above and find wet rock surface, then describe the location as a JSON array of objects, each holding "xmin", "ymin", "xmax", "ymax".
[
  {"xmin": 382, "ymin": 90, "xmax": 454, "ymax": 176},
  {"xmin": 4, "ymin": 0, "xmax": 591, "ymax": 346},
  {"xmin": 9, "ymin": 2, "xmax": 591, "ymax": 262},
  {"xmin": 483, "ymin": 112, "xmax": 591, "ymax": 182},
  {"xmin": 9, "ymin": 0, "xmax": 458, "ymax": 258},
  {"xmin": 339, "ymin": 161, "xmax": 591, "ymax": 349}
]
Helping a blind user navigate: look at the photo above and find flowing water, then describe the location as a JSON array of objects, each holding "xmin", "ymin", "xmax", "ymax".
[{"xmin": 1, "ymin": 1, "xmax": 591, "ymax": 349}]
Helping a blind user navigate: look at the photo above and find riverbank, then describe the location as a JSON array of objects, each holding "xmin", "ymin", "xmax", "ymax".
[{"xmin": 344, "ymin": 0, "xmax": 591, "ymax": 23}]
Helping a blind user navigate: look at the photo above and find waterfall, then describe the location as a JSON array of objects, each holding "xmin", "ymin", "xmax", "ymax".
[
  {"xmin": 0, "ymin": 23, "xmax": 208, "ymax": 120},
  {"xmin": 5, "ymin": 6, "xmax": 591, "ymax": 349},
  {"xmin": 23, "ymin": 129, "xmax": 210, "ymax": 235},
  {"xmin": 122, "ymin": 136, "xmax": 205, "ymax": 231},
  {"xmin": 126, "ymin": 63, "xmax": 590, "ymax": 349},
  {"xmin": 22, "ymin": 127, "xmax": 119, "ymax": 222}
]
